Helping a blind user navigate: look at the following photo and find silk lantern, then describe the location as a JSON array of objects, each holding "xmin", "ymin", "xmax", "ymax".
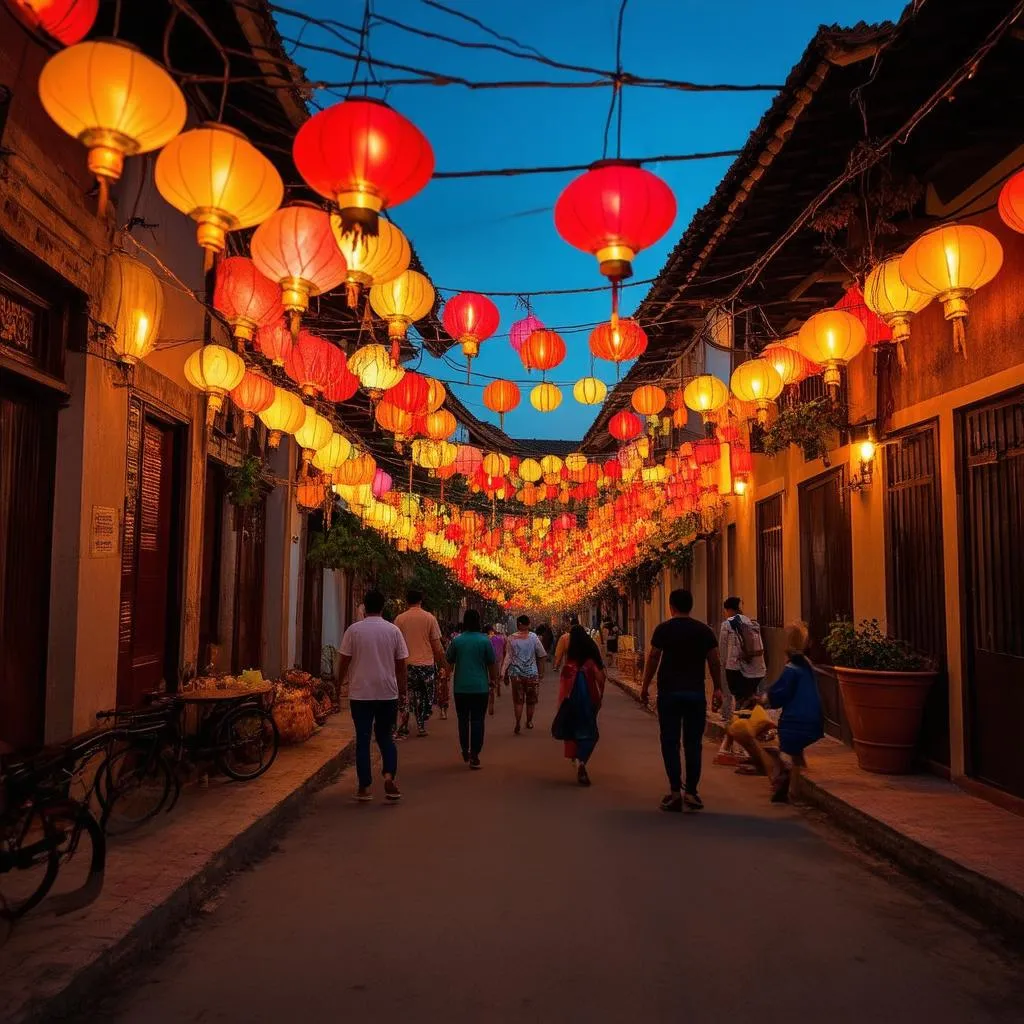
[
  {"xmin": 683, "ymin": 374, "xmax": 729, "ymax": 426},
  {"xmin": 797, "ymin": 309, "xmax": 866, "ymax": 393},
  {"xmin": 294, "ymin": 407, "xmax": 334, "ymax": 461},
  {"xmin": 312, "ymin": 434, "xmax": 354, "ymax": 478},
  {"xmin": 323, "ymin": 347, "xmax": 360, "ymax": 404},
  {"xmin": 520, "ymin": 328, "xmax": 566, "ymax": 374},
  {"xmin": 386, "ymin": 370, "xmax": 430, "ymax": 414},
  {"xmin": 230, "ymin": 370, "xmax": 275, "ymax": 428},
  {"xmin": 213, "ymin": 257, "xmax": 282, "ymax": 346},
  {"xmin": 997, "ymin": 170, "xmax": 1024, "ymax": 234},
  {"xmin": 609, "ymin": 410, "xmax": 643, "ymax": 443},
  {"xmin": 98, "ymin": 251, "xmax": 164, "ymax": 364},
  {"xmin": 573, "ymin": 376, "xmax": 607, "ymax": 405},
  {"xmin": 588, "ymin": 318, "xmax": 647, "ymax": 376},
  {"xmin": 349, "ymin": 343, "xmax": 404, "ymax": 400},
  {"xmin": 483, "ymin": 379, "xmax": 520, "ymax": 429},
  {"xmin": 258, "ymin": 387, "xmax": 306, "ymax": 447},
  {"xmin": 761, "ymin": 343, "xmax": 810, "ymax": 388},
  {"xmin": 331, "ymin": 215, "xmax": 410, "ymax": 307},
  {"xmin": 443, "ymin": 292, "xmax": 500, "ymax": 379},
  {"xmin": 256, "ymin": 320, "xmax": 292, "ymax": 367},
  {"xmin": 631, "ymin": 385, "xmax": 667, "ymax": 417},
  {"xmin": 9, "ymin": 0, "xmax": 97, "ymax": 44},
  {"xmin": 369, "ymin": 269, "xmax": 436, "ymax": 363},
  {"xmin": 424, "ymin": 409, "xmax": 457, "ymax": 441},
  {"xmin": 284, "ymin": 331, "xmax": 332, "ymax": 397},
  {"xmin": 184, "ymin": 344, "xmax": 245, "ymax": 424},
  {"xmin": 509, "ymin": 314, "xmax": 543, "ymax": 355},
  {"xmin": 863, "ymin": 256, "xmax": 932, "ymax": 369},
  {"xmin": 530, "ymin": 382, "xmax": 562, "ymax": 413},
  {"xmin": 730, "ymin": 359, "xmax": 783, "ymax": 425}
]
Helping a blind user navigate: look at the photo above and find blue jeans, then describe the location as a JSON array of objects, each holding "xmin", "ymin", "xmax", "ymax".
[
  {"xmin": 350, "ymin": 699, "xmax": 399, "ymax": 789},
  {"xmin": 657, "ymin": 692, "xmax": 707, "ymax": 795}
]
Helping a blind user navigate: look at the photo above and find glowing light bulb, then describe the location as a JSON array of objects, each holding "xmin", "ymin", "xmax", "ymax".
[{"xmin": 859, "ymin": 440, "xmax": 876, "ymax": 463}]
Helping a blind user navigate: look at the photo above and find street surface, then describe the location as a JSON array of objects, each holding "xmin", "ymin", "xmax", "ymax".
[{"xmin": 102, "ymin": 686, "xmax": 1022, "ymax": 1023}]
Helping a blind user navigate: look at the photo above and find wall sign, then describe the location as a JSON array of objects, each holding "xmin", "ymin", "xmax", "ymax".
[{"xmin": 90, "ymin": 504, "xmax": 119, "ymax": 557}]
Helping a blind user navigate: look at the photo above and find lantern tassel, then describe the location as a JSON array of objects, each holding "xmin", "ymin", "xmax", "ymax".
[
  {"xmin": 97, "ymin": 177, "xmax": 109, "ymax": 218},
  {"xmin": 953, "ymin": 318, "xmax": 968, "ymax": 359},
  {"xmin": 346, "ymin": 281, "xmax": 360, "ymax": 308},
  {"xmin": 896, "ymin": 338, "xmax": 907, "ymax": 371},
  {"xmin": 391, "ymin": 337, "xmax": 400, "ymax": 365},
  {"xmin": 289, "ymin": 309, "xmax": 301, "ymax": 341}
]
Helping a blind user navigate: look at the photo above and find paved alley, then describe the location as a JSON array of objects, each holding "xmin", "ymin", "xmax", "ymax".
[{"xmin": 101, "ymin": 686, "xmax": 1023, "ymax": 1024}]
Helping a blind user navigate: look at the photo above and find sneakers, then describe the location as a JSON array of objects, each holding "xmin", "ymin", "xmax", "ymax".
[
  {"xmin": 417, "ymin": 726, "xmax": 427, "ymax": 737},
  {"xmin": 526, "ymin": 720, "xmax": 534, "ymax": 730},
  {"xmin": 577, "ymin": 763, "xmax": 591, "ymax": 787},
  {"xmin": 461, "ymin": 749, "xmax": 470, "ymax": 763},
  {"xmin": 683, "ymin": 792, "xmax": 704, "ymax": 812},
  {"xmin": 384, "ymin": 777, "xmax": 402, "ymax": 802},
  {"xmin": 357, "ymin": 787, "xmax": 373, "ymax": 803},
  {"xmin": 659, "ymin": 793, "xmax": 683, "ymax": 813},
  {"xmin": 514, "ymin": 721, "xmax": 521, "ymax": 735},
  {"xmin": 469, "ymin": 756, "xmax": 482, "ymax": 770}
]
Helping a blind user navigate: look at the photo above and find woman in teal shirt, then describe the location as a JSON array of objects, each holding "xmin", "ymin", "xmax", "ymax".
[{"xmin": 446, "ymin": 609, "xmax": 496, "ymax": 769}]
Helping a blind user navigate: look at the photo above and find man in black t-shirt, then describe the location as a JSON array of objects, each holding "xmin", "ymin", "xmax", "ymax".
[{"xmin": 640, "ymin": 588, "xmax": 723, "ymax": 813}]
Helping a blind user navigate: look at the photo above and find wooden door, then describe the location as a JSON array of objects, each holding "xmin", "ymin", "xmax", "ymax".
[
  {"xmin": 198, "ymin": 462, "xmax": 226, "ymax": 668},
  {"xmin": 301, "ymin": 517, "xmax": 324, "ymax": 674},
  {"xmin": 884, "ymin": 423, "xmax": 948, "ymax": 769},
  {"xmin": 232, "ymin": 499, "xmax": 266, "ymax": 674},
  {"xmin": 0, "ymin": 379, "xmax": 57, "ymax": 750},
  {"xmin": 959, "ymin": 393, "xmax": 1024, "ymax": 798},
  {"xmin": 799, "ymin": 467, "xmax": 853, "ymax": 740},
  {"xmin": 117, "ymin": 408, "xmax": 181, "ymax": 706}
]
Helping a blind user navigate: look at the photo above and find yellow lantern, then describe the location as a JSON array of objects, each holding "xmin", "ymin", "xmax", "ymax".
[
  {"xmin": 482, "ymin": 452, "xmax": 510, "ymax": 478},
  {"xmin": 540, "ymin": 454, "xmax": 563, "ymax": 476},
  {"xmin": 38, "ymin": 40, "xmax": 186, "ymax": 210},
  {"xmin": 730, "ymin": 358, "xmax": 783, "ymax": 425},
  {"xmin": 863, "ymin": 256, "xmax": 933, "ymax": 369},
  {"xmin": 565, "ymin": 452, "xmax": 588, "ymax": 473},
  {"xmin": 369, "ymin": 270, "xmax": 435, "ymax": 359},
  {"xmin": 797, "ymin": 309, "xmax": 866, "ymax": 392},
  {"xmin": 99, "ymin": 251, "xmax": 164, "ymax": 364},
  {"xmin": 412, "ymin": 438, "xmax": 444, "ymax": 470},
  {"xmin": 331, "ymin": 216, "xmax": 411, "ymax": 307},
  {"xmin": 312, "ymin": 434, "xmax": 353, "ymax": 478},
  {"xmin": 531, "ymin": 382, "xmax": 562, "ymax": 413},
  {"xmin": 435, "ymin": 441, "xmax": 458, "ymax": 468},
  {"xmin": 258, "ymin": 387, "xmax": 306, "ymax": 448},
  {"xmin": 155, "ymin": 123, "xmax": 283, "ymax": 254},
  {"xmin": 184, "ymin": 344, "xmax": 245, "ymax": 423},
  {"xmin": 641, "ymin": 465, "xmax": 668, "ymax": 483},
  {"xmin": 573, "ymin": 376, "xmax": 607, "ymax": 405},
  {"xmin": 899, "ymin": 224, "xmax": 1003, "ymax": 357},
  {"xmin": 683, "ymin": 374, "xmax": 729, "ymax": 421},
  {"xmin": 424, "ymin": 377, "xmax": 447, "ymax": 412},
  {"xmin": 335, "ymin": 482, "xmax": 372, "ymax": 509},
  {"xmin": 349, "ymin": 343, "xmax": 405, "ymax": 400},
  {"xmin": 519, "ymin": 458, "xmax": 543, "ymax": 483},
  {"xmin": 368, "ymin": 501, "xmax": 397, "ymax": 530},
  {"xmin": 294, "ymin": 407, "xmax": 334, "ymax": 460}
]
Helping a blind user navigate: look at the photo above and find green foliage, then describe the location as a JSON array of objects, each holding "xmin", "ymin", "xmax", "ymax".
[
  {"xmin": 761, "ymin": 398, "xmax": 846, "ymax": 462},
  {"xmin": 227, "ymin": 455, "xmax": 264, "ymax": 508},
  {"xmin": 824, "ymin": 619, "xmax": 933, "ymax": 672}
]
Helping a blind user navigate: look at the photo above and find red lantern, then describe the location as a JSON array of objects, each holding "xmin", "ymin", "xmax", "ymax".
[
  {"xmin": 213, "ymin": 256, "xmax": 282, "ymax": 346},
  {"xmin": 609, "ymin": 410, "xmax": 643, "ymax": 442},
  {"xmin": 555, "ymin": 160, "xmax": 676, "ymax": 281},
  {"xmin": 694, "ymin": 438, "xmax": 720, "ymax": 465},
  {"xmin": 386, "ymin": 370, "xmax": 430, "ymax": 414},
  {"xmin": 482, "ymin": 379, "xmax": 520, "ymax": 429},
  {"xmin": 443, "ymin": 292, "xmax": 500, "ymax": 376},
  {"xmin": 603, "ymin": 459, "xmax": 622, "ymax": 481},
  {"xmin": 256, "ymin": 319, "xmax": 292, "ymax": 367},
  {"xmin": 731, "ymin": 443, "xmax": 754, "ymax": 476},
  {"xmin": 284, "ymin": 331, "xmax": 332, "ymax": 397},
  {"xmin": 293, "ymin": 98, "xmax": 434, "ymax": 236},
  {"xmin": 589, "ymin": 318, "xmax": 648, "ymax": 370},
  {"xmin": 230, "ymin": 370, "xmax": 275, "ymax": 428},
  {"xmin": 998, "ymin": 170, "xmax": 1024, "ymax": 233},
  {"xmin": 323, "ymin": 345, "xmax": 359, "ymax": 403},
  {"xmin": 520, "ymin": 329, "xmax": 566, "ymax": 373},
  {"xmin": 9, "ymin": 0, "xmax": 97, "ymax": 44},
  {"xmin": 836, "ymin": 285, "xmax": 892, "ymax": 347}
]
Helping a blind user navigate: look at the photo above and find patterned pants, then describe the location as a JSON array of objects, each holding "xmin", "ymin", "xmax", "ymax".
[{"xmin": 408, "ymin": 664, "xmax": 437, "ymax": 729}]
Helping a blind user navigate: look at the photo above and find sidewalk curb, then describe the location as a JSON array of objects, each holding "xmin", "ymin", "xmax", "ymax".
[
  {"xmin": 608, "ymin": 671, "xmax": 1024, "ymax": 942},
  {"xmin": 20, "ymin": 737, "xmax": 356, "ymax": 1024}
]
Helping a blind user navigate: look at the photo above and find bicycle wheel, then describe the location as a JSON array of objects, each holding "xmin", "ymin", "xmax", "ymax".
[
  {"xmin": 44, "ymin": 802, "xmax": 106, "ymax": 916},
  {"xmin": 216, "ymin": 707, "xmax": 279, "ymax": 781},
  {"xmin": 0, "ymin": 810, "xmax": 60, "ymax": 921},
  {"xmin": 101, "ymin": 748, "xmax": 173, "ymax": 836}
]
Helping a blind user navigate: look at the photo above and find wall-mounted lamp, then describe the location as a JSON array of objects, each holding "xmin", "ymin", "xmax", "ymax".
[
  {"xmin": 734, "ymin": 478, "xmax": 748, "ymax": 496},
  {"xmin": 849, "ymin": 439, "xmax": 876, "ymax": 492}
]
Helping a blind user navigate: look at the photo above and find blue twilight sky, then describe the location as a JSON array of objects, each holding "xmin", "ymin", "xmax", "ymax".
[{"xmin": 279, "ymin": 0, "xmax": 906, "ymax": 441}]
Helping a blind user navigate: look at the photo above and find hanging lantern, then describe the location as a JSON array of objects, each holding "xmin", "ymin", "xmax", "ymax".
[
  {"xmin": 761, "ymin": 343, "xmax": 811, "ymax": 388},
  {"xmin": 296, "ymin": 478, "xmax": 327, "ymax": 513},
  {"xmin": 424, "ymin": 409, "xmax": 458, "ymax": 441},
  {"xmin": 335, "ymin": 451, "xmax": 377, "ymax": 487},
  {"xmin": 520, "ymin": 328, "xmax": 566, "ymax": 373},
  {"xmin": 375, "ymin": 400, "xmax": 415, "ymax": 442},
  {"xmin": 284, "ymin": 331, "xmax": 333, "ymax": 397},
  {"xmin": 509, "ymin": 314, "xmax": 544, "ymax": 355},
  {"xmin": 292, "ymin": 97, "xmax": 434, "ymax": 236},
  {"xmin": 483, "ymin": 452, "xmax": 511, "ymax": 478},
  {"xmin": 336, "ymin": 482, "xmax": 372, "ymax": 509},
  {"xmin": 9, "ymin": 0, "xmax": 97, "ymax": 44},
  {"xmin": 588, "ymin": 318, "xmax": 647, "ymax": 375},
  {"xmin": 609, "ymin": 410, "xmax": 643, "ymax": 442},
  {"xmin": 256, "ymin": 320, "xmax": 292, "ymax": 368},
  {"xmin": 323, "ymin": 349, "xmax": 360, "ymax": 403},
  {"xmin": 730, "ymin": 359, "xmax": 783, "ymax": 425},
  {"xmin": 519, "ymin": 458, "xmax": 543, "ymax": 483},
  {"xmin": 998, "ymin": 170, "xmax": 1024, "ymax": 233},
  {"xmin": 184, "ymin": 344, "xmax": 246, "ymax": 424},
  {"xmin": 312, "ymin": 434, "xmax": 354, "ymax": 478},
  {"xmin": 251, "ymin": 203, "xmax": 348, "ymax": 336},
  {"xmin": 683, "ymin": 374, "xmax": 729, "ymax": 425},
  {"xmin": 98, "ymin": 251, "xmax": 164, "ymax": 364},
  {"xmin": 412, "ymin": 438, "xmax": 444, "ymax": 471},
  {"xmin": 539, "ymin": 455, "xmax": 562, "ymax": 478},
  {"xmin": 371, "ymin": 468, "xmax": 393, "ymax": 499},
  {"xmin": 434, "ymin": 440, "xmax": 458, "ymax": 468},
  {"xmin": 349, "ymin": 343, "xmax": 404, "ymax": 400},
  {"xmin": 531, "ymin": 382, "xmax": 562, "ymax": 413},
  {"xmin": 330, "ymin": 216, "xmax": 411, "ymax": 307},
  {"xmin": 836, "ymin": 285, "xmax": 891, "ymax": 351},
  {"xmin": 554, "ymin": 160, "xmax": 676, "ymax": 281},
  {"xmin": 213, "ymin": 257, "xmax": 282, "ymax": 346},
  {"xmin": 899, "ymin": 224, "xmax": 1002, "ymax": 358},
  {"xmin": 294, "ymin": 407, "xmax": 334, "ymax": 461},
  {"xmin": 564, "ymin": 453, "xmax": 587, "ymax": 474},
  {"xmin": 38, "ymin": 40, "xmax": 186, "ymax": 210},
  {"xmin": 731, "ymin": 442, "xmax": 754, "ymax": 478},
  {"xmin": 631, "ymin": 384, "xmax": 667, "ymax": 418},
  {"xmin": 797, "ymin": 309, "xmax": 866, "ymax": 393},
  {"xmin": 155, "ymin": 123, "xmax": 283, "ymax": 254},
  {"xmin": 424, "ymin": 377, "xmax": 446, "ymax": 413},
  {"xmin": 369, "ymin": 270, "xmax": 435, "ymax": 363},
  {"xmin": 483, "ymin": 379, "xmax": 520, "ymax": 429},
  {"xmin": 573, "ymin": 376, "xmax": 607, "ymax": 406},
  {"xmin": 443, "ymin": 292, "xmax": 500, "ymax": 378},
  {"xmin": 230, "ymin": 370, "xmax": 275, "ymax": 428},
  {"xmin": 694, "ymin": 438, "xmax": 720, "ymax": 466},
  {"xmin": 386, "ymin": 370, "xmax": 430, "ymax": 414},
  {"xmin": 863, "ymin": 256, "xmax": 933, "ymax": 369},
  {"xmin": 455, "ymin": 445, "xmax": 482, "ymax": 477},
  {"xmin": 257, "ymin": 387, "xmax": 306, "ymax": 448}
]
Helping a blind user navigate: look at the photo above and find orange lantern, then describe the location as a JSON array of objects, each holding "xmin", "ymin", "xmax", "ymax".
[
  {"xmin": 588, "ymin": 318, "xmax": 647, "ymax": 376},
  {"xmin": 375, "ymin": 400, "xmax": 415, "ymax": 441},
  {"xmin": 296, "ymin": 478, "xmax": 327, "ymax": 513},
  {"xmin": 335, "ymin": 451, "xmax": 377, "ymax": 487},
  {"xmin": 483, "ymin": 379, "xmax": 521, "ymax": 429},
  {"xmin": 631, "ymin": 384, "xmax": 667, "ymax": 418},
  {"xmin": 609, "ymin": 410, "xmax": 643, "ymax": 443},
  {"xmin": 9, "ymin": 0, "xmax": 97, "ymax": 44},
  {"xmin": 230, "ymin": 370, "xmax": 275, "ymax": 428},
  {"xmin": 797, "ymin": 309, "xmax": 866, "ymax": 392},
  {"xmin": 520, "ymin": 329, "xmax": 566, "ymax": 374},
  {"xmin": 213, "ymin": 256, "xmax": 282, "ymax": 346},
  {"xmin": 424, "ymin": 377, "xmax": 447, "ymax": 412},
  {"xmin": 761, "ymin": 343, "xmax": 811, "ymax": 387},
  {"xmin": 424, "ymin": 409, "xmax": 457, "ymax": 441},
  {"xmin": 256, "ymin": 319, "xmax": 292, "ymax": 367}
]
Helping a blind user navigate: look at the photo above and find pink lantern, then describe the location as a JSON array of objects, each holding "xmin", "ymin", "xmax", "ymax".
[
  {"xmin": 372, "ymin": 468, "xmax": 393, "ymax": 498},
  {"xmin": 509, "ymin": 314, "xmax": 544, "ymax": 355}
]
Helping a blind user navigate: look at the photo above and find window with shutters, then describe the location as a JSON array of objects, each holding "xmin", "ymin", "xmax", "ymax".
[{"xmin": 756, "ymin": 494, "xmax": 784, "ymax": 628}]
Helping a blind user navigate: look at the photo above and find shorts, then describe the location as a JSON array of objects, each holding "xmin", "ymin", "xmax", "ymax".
[
  {"xmin": 510, "ymin": 676, "xmax": 539, "ymax": 706},
  {"xmin": 726, "ymin": 669, "xmax": 762, "ymax": 706},
  {"xmin": 778, "ymin": 727, "xmax": 817, "ymax": 758}
]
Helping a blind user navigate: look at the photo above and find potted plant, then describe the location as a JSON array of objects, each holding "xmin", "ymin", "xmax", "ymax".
[{"xmin": 824, "ymin": 619, "xmax": 937, "ymax": 774}]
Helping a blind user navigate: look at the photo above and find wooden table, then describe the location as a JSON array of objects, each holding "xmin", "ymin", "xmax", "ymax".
[{"xmin": 179, "ymin": 683, "xmax": 273, "ymax": 703}]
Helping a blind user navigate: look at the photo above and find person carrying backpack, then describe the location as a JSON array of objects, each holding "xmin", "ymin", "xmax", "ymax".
[{"xmin": 715, "ymin": 597, "xmax": 767, "ymax": 766}]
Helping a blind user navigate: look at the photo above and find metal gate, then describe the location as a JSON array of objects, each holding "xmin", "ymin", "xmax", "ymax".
[
  {"xmin": 884, "ymin": 423, "xmax": 948, "ymax": 768},
  {"xmin": 959, "ymin": 392, "xmax": 1024, "ymax": 798},
  {"xmin": 799, "ymin": 467, "xmax": 853, "ymax": 741}
]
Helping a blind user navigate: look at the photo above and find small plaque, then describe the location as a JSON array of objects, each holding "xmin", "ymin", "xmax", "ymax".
[{"xmin": 90, "ymin": 504, "xmax": 118, "ymax": 557}]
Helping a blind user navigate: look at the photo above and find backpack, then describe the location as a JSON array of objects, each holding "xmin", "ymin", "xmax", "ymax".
[{"xmin": 730, "ymin": 615, "xmax": 764, "ymax": 662}]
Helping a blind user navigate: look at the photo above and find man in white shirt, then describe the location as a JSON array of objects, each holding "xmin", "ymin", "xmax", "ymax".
[
  {"xmin": 502, "ymin": 614, "xmax": 547, "ymax": 734},
  {"xmin": 715, "ymin": 596, "xmax": 767, "ymax": 766},
  {"xmin": 338, "ymin": 590, "xmax": 409, "ymax": 802}
]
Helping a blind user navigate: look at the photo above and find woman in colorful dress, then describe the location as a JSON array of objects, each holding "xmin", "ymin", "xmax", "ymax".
[{"xmin": 557, "ymin": 625, "xmax": 607, "ymax": 786}]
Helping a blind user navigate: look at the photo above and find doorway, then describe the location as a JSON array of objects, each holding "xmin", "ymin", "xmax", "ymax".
[
  {"xmin": 232, "ymin": 498, "xmax": 267, "ymax": 674},
  {"xmin": 301, "ymin": 516, "xmax": 324, "ymax": 675},
  {"xmin": 799, "ymin": 467, "xmax": 853, "ymax": 740},
  {"xmin": 958, "ymin": 391, "xmax": 1024, "ymax": 798}
]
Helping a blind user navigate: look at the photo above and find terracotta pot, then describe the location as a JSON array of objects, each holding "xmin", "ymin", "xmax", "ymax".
[{"xmin": 835, "ymin": 666, "xmax": 937, "ymax": 774}]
